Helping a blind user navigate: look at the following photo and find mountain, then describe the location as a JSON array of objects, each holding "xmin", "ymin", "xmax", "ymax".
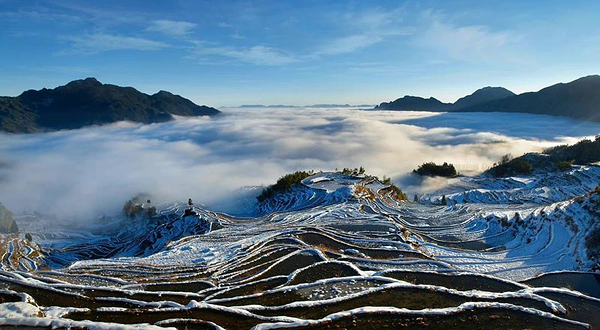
[
  {"xmin": 375, "ymin": 75, "xmax": 600, "ymax": 121},
  {"xmin": 452, "ymin": 86, "xmax": 515, "ymax": 109},
  {"xmin": 375, "ymin": 95, "xmax": 451, "ymax": 111},
  {"xmin": 376, "ymin": 86, "xmax": 514, "ymax": 111},
  {"xmin": 0, "ymin": 78, "xmax": 220, "ymax": 133},
  {"xmin": 454, "ymin": 75, "xmax": 600, "ymax": 121}
]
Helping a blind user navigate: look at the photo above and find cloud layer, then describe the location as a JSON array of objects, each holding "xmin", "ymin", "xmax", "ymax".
[{"xmin": 1, "ymin": 108, "xmax": 598, "ymax": 220}]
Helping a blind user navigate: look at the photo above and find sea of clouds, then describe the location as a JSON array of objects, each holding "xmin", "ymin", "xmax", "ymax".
[{"xmin": 1, "ymin": 107, "xmax": 599, "ymax": 219}]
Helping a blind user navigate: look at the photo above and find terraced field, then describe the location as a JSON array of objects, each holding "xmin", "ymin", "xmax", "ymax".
[{"xmin": 1, "ymin": 167, "xmax": 600, "ymax": 329}]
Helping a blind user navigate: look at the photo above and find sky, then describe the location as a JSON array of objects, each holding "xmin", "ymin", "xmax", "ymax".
[{"xmin": 0, "ymin": 0, "xmax": 599, "ymax": 106}]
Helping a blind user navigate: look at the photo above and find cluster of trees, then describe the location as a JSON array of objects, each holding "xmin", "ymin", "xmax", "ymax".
[
  {"xmin": 257, "ymin": 170, "xmax": 314, "ymax": 202},
  {"xmin": 488, "ymin": 154, "xmax": 533, "ymax": 177},
  {"xmin": 544, "ymin": 135, "xmax": 600, "ymax": 165},
  {"xmin": 487, "ymin": 135, "xmax": 600, "ymax": 177},
  {"xmin": 340, "ymin": 167, "xmax": 366, "ymax": 176},
  {"xmin": 413, "ymin": 162, "xmax": 458, "ymax": 178},
  {"xmin": 123, "ymin": 195, "xmax": 157, "ymax": 219}
]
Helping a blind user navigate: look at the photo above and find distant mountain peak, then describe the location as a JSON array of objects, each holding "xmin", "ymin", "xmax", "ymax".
[
  {"xmin": 64, "ymin": 77, "xmax": 103, "ymax": 88},
  {"xmin": 452, "ymin": 86, "xmax": 515, "ymax": 109},
  {"xmin": 375, "ymin": 95, "xmax": 450, "ymax": 111}
]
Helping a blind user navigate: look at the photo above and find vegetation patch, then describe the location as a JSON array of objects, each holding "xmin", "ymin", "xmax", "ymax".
[
  {"xmin": 413, "ymin": 162, "xmax": 458, "ymax": 178},
  {"xmin": 339, "ymin": 167, "xmax": 366, "ymax": 175},
  {"xmin": 123, "ymin": 194, "xmax": 157, "ymax": 219},
  {"xmin": 381, "ymin": 184, "xmax": 408, "ymax": 201},
  {"xmin": 585, "ymin": 226, "xmax": 600, "ymax": 262},
  {"xmin": 487, "ymin": 136, "xmax": 600, "ymax": 177},
  {"xmin": 543, "ymin": 135, "xmax": 600, "ymax": 164},
  {"xmin": 377, "ymin": 175, "xmax": 408, "ymax": 201},
  {"xmin": 257, "ymin": 171, "xmax": 314, "ymax": 202},
  {"xmin": 556, "ymin": 160, "xmax": 574, "ymax": 171},
  {"xmin": 487, "ymin": 154, "xmax": 533, "ymax": 177}
]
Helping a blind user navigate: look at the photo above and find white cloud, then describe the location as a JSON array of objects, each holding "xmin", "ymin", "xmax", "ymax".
[
  {"xmin": 147, "ymin": 20, "xmax": 197, "ymax": 37},
  {"xmin": 196, "ymin": 45, "xmax": 296, "ymax": 66},
  {"xmin": 62, "ymin": 33, "xmax": 168, "ymax": 54},
  {"xmin": 316, "ymin": 7, "xmax": 413, "ymax": 56},
  {"xmin": 1, "ymin": 108, "xmax": 598, "ymax": 220},
  {"xmin": 316, "ymin": 34, "xmax": 383, "ymax": 56},
  {"xmin": 417, "ymin": 11, "xmax": 521, "ymax": 61}
]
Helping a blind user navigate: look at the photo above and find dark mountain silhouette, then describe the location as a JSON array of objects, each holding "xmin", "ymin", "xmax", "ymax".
[
  {"xmin": 453, "ymin": 75, "xmax": 600, "ymax": 121},
  {"xmin": 0, "ymin": 78, "xmax": 220, "ymax": 133},
  {"xmin": 375, "ymin": 96, "xmax": 451, "ymax": 111},
  {"xmin": 375, "ymin": 75, "xmax": 600, "ymax": 121},
  {"xmin": 452, "ymin": 86, "xmax": 515, "ymax": 109},
  {"xmin": 376, "ymin": 87, "xmax": 514, "ymax": 111}
]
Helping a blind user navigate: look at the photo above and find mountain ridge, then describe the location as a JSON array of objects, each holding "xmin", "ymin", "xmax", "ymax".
[
  {"xmin": 0, "ymin": 77, "xmax": 220, "ymax": 133},
  {"xmin": 453, "ymin": 75, "xmax": 600, "ymax": 121},
  {"xmin": 376, "ymin": 75, "xmax": 600, "ymax": 121}
]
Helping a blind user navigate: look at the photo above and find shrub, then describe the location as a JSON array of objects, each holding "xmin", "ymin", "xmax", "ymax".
[
  {"xmin": 413, "ymin": 162, "xmax": 458, "ymax": 178},
  {"xmin": 257, "ymin": 170, "xmax": 314, "ymax": 202},
  {"xmin": 556, "ymin": 160, "xmax": 574, "ymax": 171},
  {"xmin": 381, "ymin": 175, "xmax": 392, "ymax": 185}
]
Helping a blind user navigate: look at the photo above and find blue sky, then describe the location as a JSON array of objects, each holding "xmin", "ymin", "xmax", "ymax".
[{"xmin": 1, "ymin": 0, "xmax": 599, "ymax": 107}]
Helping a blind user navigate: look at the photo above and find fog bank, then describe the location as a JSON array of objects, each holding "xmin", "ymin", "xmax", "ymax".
[{"xmin": 1, "ymin": 107, "xmax": 598, "ymax": 219}]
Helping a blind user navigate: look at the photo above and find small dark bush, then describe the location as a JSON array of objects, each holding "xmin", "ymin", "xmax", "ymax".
[
  {"xmin": 257, "ymin": 170, "xmax": 314, "ymax": 202},
  {"xmin": 413, "ymin": 162, "xmax": 458, "ymax": 178}
]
